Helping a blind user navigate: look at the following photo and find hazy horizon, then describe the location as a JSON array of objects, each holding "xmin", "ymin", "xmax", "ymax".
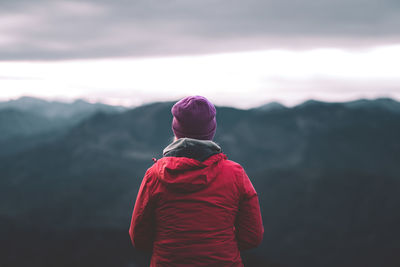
[{"xmin": 1, "ymin": 93, "xmax": 399, "ymax": 110}]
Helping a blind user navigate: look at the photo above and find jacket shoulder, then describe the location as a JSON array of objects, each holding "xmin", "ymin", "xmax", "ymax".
[
  {"xmin": 220, "ymin": 158, "xmax": 245, "ymax": 172},
  {"xmin": 220, "ymin": 159, "xmax": 256, "ymax": 197},
  {"xmin": 218, "ymin": 159, "xmax": 247, "ymax": 185}
]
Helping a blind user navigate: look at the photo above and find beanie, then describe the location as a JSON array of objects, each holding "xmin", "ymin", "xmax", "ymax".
[{"xmin": 171, "ymin": 96, "xmax": 217, "ymax": 140}]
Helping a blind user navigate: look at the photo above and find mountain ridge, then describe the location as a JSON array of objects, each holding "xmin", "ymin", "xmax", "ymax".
[
  {"xmin": 0, "ymin": 97, "xmax": 399, "ymax": 267},
  {"xmin": 0, "ymin": 96, "xmax": 127, "ymax": 119}
]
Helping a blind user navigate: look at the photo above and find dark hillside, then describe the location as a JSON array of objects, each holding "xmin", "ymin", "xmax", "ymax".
[{"xmin": 0, "ymin": 98, "xmax": 399, "ymax": 267}]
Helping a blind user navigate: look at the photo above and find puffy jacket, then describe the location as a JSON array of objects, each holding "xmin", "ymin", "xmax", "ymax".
[{"xmin": 129, "ymin": 138, "xmax": 264, "ymax": 266}]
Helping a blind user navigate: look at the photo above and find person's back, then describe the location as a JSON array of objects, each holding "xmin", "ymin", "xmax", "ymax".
[{"xmin": 129, "ymin": 96, "xmax": 264, "ymax": 266}]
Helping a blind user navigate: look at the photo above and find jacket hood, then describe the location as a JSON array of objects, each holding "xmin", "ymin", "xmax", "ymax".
[
  {"xmin": 157, "ymin": 138, "xmax": 225, "ymax": 192},
  {"xmin": 163, "ymin": 138, "xmax": 221, "ymax": 161}
]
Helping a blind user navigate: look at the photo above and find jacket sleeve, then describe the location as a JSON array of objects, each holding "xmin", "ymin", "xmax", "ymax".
[
  {"xmin": 234, "ymin": 168, "xmax": 264, "ymax": 251},
  {"xmin": 129, "ymin": 169, "xmax": 156, "ymax": 251}
]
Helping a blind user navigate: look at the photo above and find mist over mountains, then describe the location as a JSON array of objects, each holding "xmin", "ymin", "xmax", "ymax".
[
  {"xmin": 0, "ymin": 97, "xmax": 127, "ymax": 156},
  {"xmin": 0, "ymin": 97, "xmax": 399, "ymax": 267},
  {"xmin": 0, "ymin": 96, "xmax": 126, "ymax": 120}
]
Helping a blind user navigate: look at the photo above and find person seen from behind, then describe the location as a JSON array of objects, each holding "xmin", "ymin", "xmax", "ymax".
[{"xmin": 129, "ymin": 96, "xmax": 264, "ymax": 266}]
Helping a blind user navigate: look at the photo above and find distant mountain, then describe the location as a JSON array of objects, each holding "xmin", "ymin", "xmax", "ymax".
[
  {"xmin": 0, "ymin": 96, "xmax": 127, "ymax": 119},
  {"xmin": 297, "ymin": 97, "xmax": 400, "ymax": 114},
  {"xmin": 0, "ymin": 97, "xmax": 128, "ymax": 156},
  {"xmin": 0, "ymin": 109, "xmax": 55, "ymax": 140},
  {"xmin": 0, "ymin": 108, "xmax": 67, "ymax": 156},
  {"xmin": 344, "ymin": 97, "xmax": 400, "ymax": 113},
  {"xmin": 0, "ymin": 98, "xmax": 399, "ymax": 267},
  {"xmin": 254, "ymin": 101, "xmax": 286, "ymax": 112}
]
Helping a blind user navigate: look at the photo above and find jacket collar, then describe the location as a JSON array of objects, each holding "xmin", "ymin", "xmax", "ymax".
[{"xmin": 163, "ymin": 138, "xmax": 222, "ymax": 162}]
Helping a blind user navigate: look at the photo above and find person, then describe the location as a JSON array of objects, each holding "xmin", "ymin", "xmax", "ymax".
[{"xmin": 129, "ymin": 95, "xmax": 264, "ymax": 266}]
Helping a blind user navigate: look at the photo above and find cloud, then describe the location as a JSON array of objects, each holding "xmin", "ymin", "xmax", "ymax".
[
  {"xmin": 0, "ymin": 0, "xmax": 399, "ymax": 60},
  {"xmin": 1, "ymin": 46, "xmax": 399, "ymax": 107}
]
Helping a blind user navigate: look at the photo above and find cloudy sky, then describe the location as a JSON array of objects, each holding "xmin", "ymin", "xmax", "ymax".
[{"xmin": 0, "ymin": 0, "xmax": 399, "ymax": 108}]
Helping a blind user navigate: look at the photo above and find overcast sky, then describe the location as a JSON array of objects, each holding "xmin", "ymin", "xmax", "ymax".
[{"xmin": 1, "ymin": 0, "xmax": 399, "ymax": 107}]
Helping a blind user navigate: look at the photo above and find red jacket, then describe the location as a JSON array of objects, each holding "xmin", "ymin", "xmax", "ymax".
[{"xmin": 129, "ymin": 139, "xmax": 263, "ymax": 266}]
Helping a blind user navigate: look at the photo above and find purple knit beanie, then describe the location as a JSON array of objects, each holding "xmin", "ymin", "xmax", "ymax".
[{"xmin": 171, "ymin": 96, "xmax": 217, "ymax": 140}]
